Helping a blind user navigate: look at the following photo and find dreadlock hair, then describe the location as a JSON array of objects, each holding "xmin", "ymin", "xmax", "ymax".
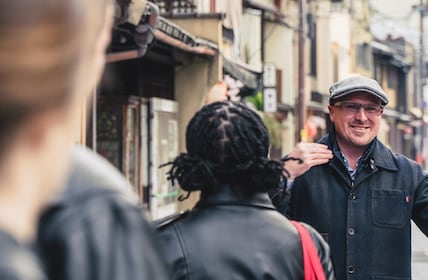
[{"xmin": 163, "ymin": 101, "xmax": 286, "ymax": 194}]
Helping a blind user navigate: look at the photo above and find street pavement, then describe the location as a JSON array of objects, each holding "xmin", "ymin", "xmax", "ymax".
[{"xmin": 412, "ymin": 222, "xmax": 428, "ymax": 279}]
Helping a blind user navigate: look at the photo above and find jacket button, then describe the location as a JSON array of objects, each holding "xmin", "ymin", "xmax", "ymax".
[
  {"xmin": 347, "ymin": 227, "xmax": 355, "ymax": 236},
  {"xmin": 348, "ymin": 265, "xmax": 356, "ymax": 274},
  {"xmin": 349, "ymin": 193, "xmax": 356, "ymax": 200}
]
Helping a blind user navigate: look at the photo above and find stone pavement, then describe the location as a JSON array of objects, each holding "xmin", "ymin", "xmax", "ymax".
[{"xmin": 412, "ymin": 222, "xmax": 428, "ymax": 280}]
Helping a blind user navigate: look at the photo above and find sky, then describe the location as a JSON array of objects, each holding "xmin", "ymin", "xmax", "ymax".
[
  {"xmin": 370, "ymin": 0, "xmax": 419, "ymax": 20},
  {"xmin": 370, "ymin": 0, "xmax": 423, "ymax": 46}
]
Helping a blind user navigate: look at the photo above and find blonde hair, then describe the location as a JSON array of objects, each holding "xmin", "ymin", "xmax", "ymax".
[{"xmin": 0, "ymin": 0, "xmax": 112, "ymax": 151}]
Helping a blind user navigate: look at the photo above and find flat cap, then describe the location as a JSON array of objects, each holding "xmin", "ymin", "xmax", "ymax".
[{"xmin": 328, "ymin": 75, "xmax": 389, "ymax": 105}]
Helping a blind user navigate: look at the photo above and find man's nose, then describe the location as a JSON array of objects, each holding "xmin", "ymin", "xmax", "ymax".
[{"xmin": 354, "ymin": 106, "xmax": 368, "ymax": 120}]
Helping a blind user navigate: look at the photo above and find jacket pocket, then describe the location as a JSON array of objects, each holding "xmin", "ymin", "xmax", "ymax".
[{"xmin": 370, "ymin": 190, "xmax": 408, "ymax": 228}]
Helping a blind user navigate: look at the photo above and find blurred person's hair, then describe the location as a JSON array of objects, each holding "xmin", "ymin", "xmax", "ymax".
[
  {"xmin": 0, "ymin": 0, "xmax": 112, "ymax": 156},
  {"xmin": 163, "ymin": 101, "xmax": 285, "ymax": 195}
]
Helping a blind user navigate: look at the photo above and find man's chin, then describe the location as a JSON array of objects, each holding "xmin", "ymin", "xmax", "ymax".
[{"xmin": 349, "ymin": 137, "xmax": 373, "ymax": 148}]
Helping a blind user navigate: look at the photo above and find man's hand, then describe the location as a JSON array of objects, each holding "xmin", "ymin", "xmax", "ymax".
[
  {"xmin": 283, "ymin": 143, "xmax": 333, "ymax": 180},
  {"xmin": 205, "ymin": 81, "xmax": 228, "ymax": 104}
]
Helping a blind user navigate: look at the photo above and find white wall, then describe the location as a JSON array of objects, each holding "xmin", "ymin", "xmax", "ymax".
[{"xmin": 240, "ymin": 11, "xmax": 262, "ymax": 69}]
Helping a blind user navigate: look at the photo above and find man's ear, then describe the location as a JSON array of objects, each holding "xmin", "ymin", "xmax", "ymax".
[{"xmin": 328, "ymin": 105, "xmax": 335, "ymax": 122}]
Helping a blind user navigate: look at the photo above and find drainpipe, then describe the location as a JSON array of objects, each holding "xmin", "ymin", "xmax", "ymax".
[
  {"xmin": 261, "ymin": 9, "xmax": 265, "ymax": 92},
  {"xmin": 297, "ymin": 0, "xmax": 306, "ymax": 142},
  {"xmin": 419, "ymin": 0, "xmax": 425, "ymax": 166}
]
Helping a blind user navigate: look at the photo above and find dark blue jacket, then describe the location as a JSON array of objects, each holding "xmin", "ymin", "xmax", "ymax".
[{"xmin": 277, "ymin": 134, "xmax": 428, "ymax": 279}]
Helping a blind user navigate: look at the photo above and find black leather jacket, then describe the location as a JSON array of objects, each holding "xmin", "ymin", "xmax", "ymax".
[
  {"xmin": 157, "ymin": 185, "xmax": 335, "ymax": 280},
  {"xmin": 37, "ymin": 146, "xmax": 170, "ymax": 280}
]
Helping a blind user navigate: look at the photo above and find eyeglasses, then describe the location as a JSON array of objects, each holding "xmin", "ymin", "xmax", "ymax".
[{"xmin": 333, "ymin": 101, "xmax": 384, "ymax": 116}]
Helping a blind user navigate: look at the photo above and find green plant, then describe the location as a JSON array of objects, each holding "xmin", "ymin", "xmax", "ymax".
[
  {"xmin": 246, "ymin": 91, "xmax": 263, "ymax": 111},
  {"xmin": 262, "ymin": 113, "xmax": 282, "ymax": 149},
  {"xmin": 246, "ymin": 91, "xmax": 282, "ymax": 149}
]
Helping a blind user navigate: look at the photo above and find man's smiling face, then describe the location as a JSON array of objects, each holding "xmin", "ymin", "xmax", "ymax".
[{"xmin": 329, "ymin": 92, "xmax": 383, "ymax": 150}]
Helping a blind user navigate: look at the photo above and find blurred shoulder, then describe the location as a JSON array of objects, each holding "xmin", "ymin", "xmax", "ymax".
[
  {"xmin": 0, "ymin": 230, "xmax": 46, "ymax": 280},
  {"xmin": 64, "ymin": 145, "xmax": 137, "ymax": 201},
  {"xmin": 39, "ymin": 145, "xmax": 148, "ymax": 238}
]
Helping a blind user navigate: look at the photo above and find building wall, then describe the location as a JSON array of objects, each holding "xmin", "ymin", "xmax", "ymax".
[
  {"xmin": 330, "ymin": 13, "xmax": 351, "ymax": 82},
  {"xmin": 240, "ymin": 11, "xmax": 262, "ymax": 69},
  {"xmin": 315, "ymin": 1, "xmax": 333, "ymax": 95},
  {"xmin": 265, "ymin": 22, "xmax": 294, "ymax": 105},
  {"xmin": 264, "ymin": 21, "xmax": 295, "ymax": 153},
  {"xmin": 174, "ymin": 54, "xmax": 220, "ymax": 211},
  {"xmin": 314, "ymin": 1, "xmax": 352, "ymax": 94},
  {"xmin": 378, "ymin": 64, "xmax": 398, "ymax": 109},
  {"xmin": 406, "ymin": 44, "xmax": 416, "ymax": 109},
  {"xmin": 170, "ymin": 17, "xmax": 222, "ymax": 44},
  {"xmin": 350, "ymin": 0, "xmax": 372, "ymax": 76},
  {"xmin": 166, "ymin": 17, "xmax": 223, "ymax": 211}
]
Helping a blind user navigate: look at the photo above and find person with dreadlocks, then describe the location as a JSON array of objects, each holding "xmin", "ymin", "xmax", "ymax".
[{"xmin": 156, "ymin": 101, "xmax": 335, "ymax": 279}]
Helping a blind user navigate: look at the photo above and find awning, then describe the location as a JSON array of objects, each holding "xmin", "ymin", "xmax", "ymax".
[
  {"xmin": 108, "ymin": 9, "xmax": 216, "ymax": 62},
  {"xmin": 153, "ymin": 17, "xmax": 216, "ymax": 56},
  {"xmin": 371, "ymin": 41, "xmax": 393, "ymax": 56},
  {"xmin": 383, "ymin": 108, "xmax": 411, "ymax": 122},
  {"xmin": 409, "ymin": 107, "xmax": 423, "ymax": 119},
  {"xmin": 222, "ymin": 58, "xmax": 261, "ymax": 91},
  {"xmin": 277, "ymin": 103, "xmax": 294, "ymax": 113},
  {"xmin": 371, "ymin": 41, "xmax": 410, "ymax": 69},
  {"xmin": 307, "ymin": 100, "xmax": 329, "ymax": 113}
]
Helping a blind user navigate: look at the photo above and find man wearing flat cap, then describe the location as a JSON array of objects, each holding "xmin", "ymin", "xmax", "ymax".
[{"xmin": 271, "ymin": 74, "xmax": 428, "ymax": 279}]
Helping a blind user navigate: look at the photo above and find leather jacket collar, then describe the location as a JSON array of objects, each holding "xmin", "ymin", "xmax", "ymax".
[{"xmin": 196, "ymin": 184, "xmax": 276, "ymax": 211}]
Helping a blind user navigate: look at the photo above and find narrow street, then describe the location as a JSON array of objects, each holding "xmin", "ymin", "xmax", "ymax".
[{"xmin": 412, "ymin": 222, "xmax": 428, "ymax": 279}]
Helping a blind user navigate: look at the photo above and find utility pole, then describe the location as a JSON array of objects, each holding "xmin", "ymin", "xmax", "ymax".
[
  {"xmin": 419, "ymin": 0, "xmax": 425, "ymax": 166},
  {"xmin": 297, "ymin": 0, "xmax": 306, "ymax": 142}
]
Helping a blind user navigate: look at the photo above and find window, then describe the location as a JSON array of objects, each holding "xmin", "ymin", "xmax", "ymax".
[
  {"xmin": 356, "ymin": 43, "xmax": 371, "ymax": 71},
  {"xmin": 387, "ymin": 66, "xmax": 397, "ymax": 90},
  {"xmin": 374, "ymin": 62, "xmax": 383, "ymax": 85}
]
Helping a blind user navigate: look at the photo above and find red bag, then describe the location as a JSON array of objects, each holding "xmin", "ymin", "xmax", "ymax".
[{"xmin": 291, "ymin": 221, "xmax": 326, "ymax": 280}]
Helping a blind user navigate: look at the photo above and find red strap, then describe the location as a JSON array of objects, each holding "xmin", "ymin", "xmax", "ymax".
[{"xmin": 291, "ymin": 221, "xmax": 326, "ymax": 280}]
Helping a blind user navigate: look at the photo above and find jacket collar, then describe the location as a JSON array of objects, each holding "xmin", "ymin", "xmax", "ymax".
[
  {"xmin": 196, "ymin": 184, "xmax": 276, "ymax": 210},
  {"xmin": 369, "ymin": 140, "xmax": 397, "ymax": 171},
  {"xmin": 320, "ymin": 130, "xmax": 397, "ymax": 172}
]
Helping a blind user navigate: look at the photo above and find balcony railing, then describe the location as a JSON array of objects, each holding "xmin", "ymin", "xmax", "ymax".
[{"xmin": 151, "ymin": 0, "xmax": 197, "ymax": 16}]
